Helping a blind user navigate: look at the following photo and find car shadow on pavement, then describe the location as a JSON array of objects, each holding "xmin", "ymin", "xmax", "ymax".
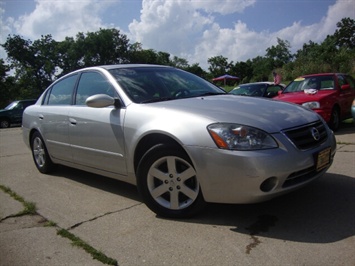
[
  {"xmin": 52, "ymin": 165, "xmax": 142, "ymax": 202},
  {"xmin": 48, "ymin": 159, "xmax": 354, "ymax": 245},
  {"xmin": 336, "ymin": 120, "xmax": 355, "ymax": 135},
  {"xmin": 186, "ymin": 172, "xmax": 355, "ymax": 244}
]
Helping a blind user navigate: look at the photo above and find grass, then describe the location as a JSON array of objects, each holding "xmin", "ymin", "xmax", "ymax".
[
  {"xmin": 57, "ymin": 229, "xmax": 118, "ymax": 266},
  {"xmin": 44, "ymin": 220, "xmax": 57, "ymax": 227},
  {"xmin": 0, "ymin": 184, "xmax": 36, "ymax": 216},
  {"xmin": 0, "ymin": 183, "xmax": 118, "ymax": 265},
  {"xmin": 342, "ymin": 118, "xmax": 354, "ymax": 124}
]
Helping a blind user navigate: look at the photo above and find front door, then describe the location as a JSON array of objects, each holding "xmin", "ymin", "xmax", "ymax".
[{"xmin": 68, "ymin": 71, "xmax": 127, "ymax": 176}]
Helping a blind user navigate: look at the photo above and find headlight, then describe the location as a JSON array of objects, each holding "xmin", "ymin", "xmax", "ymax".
[
  {"xmin": 302, "ymin": 101, "xmax": 320, "ymax": 109},
  {"xmin": 207, "ymin": 123, "xmax": 278, "ymax": 150}
]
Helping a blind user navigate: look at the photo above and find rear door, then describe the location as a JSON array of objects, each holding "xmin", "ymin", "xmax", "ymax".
[{"xmin": 39, "ymin": 74, "xmax": 78, "ymax": 162}]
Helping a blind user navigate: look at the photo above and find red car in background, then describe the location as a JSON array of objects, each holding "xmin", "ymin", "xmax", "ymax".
[{"xmin": 273, "ymin": 73, "xmax": 355, "ymax": 130}]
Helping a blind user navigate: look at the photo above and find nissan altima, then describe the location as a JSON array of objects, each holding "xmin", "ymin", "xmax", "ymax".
[{"xmin": 22, "ymin": 65, "xmax": 336, "ymax": 218}]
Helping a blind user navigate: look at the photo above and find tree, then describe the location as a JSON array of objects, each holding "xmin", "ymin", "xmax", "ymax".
[
  {"xmin": 265, "ymin": 38, "xmax": 292, "ymax": 69},
  {"xmin": 0, "ymin": 59, "xmax": 17, "ymax": 107},
  {"xmin": 184, "ymin": 63, "xmax": 206, "ymax": 77},
  {"xmin": 2, "ymin": 34, "xmax": 59, "ymax": 96},
  {"xmin": 207, "ymin": 55, "xmax": 231, "ymax": 77},
  {"xmin": 1, "ymin": 18, "xmax": 354, "ymax": 106},
  {"xmin": 231, "ymin": 61, "xmax": 253, "ymax": 83},
  {"xmin": 70, "ymin": 28, "xmax": 130, "ymax": 67},
  {"xmin": 250, "ymin": 56, "xmax": 273, "ymax": 82},
  {"xmin": 170, "ymin": 56, "xmax": 189, "ymax": 69},
  {"xmin": 334, "ymin": 17, "xmax": 355, "ymax": 49}
]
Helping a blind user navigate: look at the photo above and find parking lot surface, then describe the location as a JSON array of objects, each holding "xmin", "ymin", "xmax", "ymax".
[{"xmin": 1, "ymin": 123, "xmax": 354, "ymax": 265}]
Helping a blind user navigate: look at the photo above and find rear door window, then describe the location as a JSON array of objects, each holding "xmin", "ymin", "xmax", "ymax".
[{"xmin": 47, "ymin": 74, "xmax": 78, "ymax": 105}]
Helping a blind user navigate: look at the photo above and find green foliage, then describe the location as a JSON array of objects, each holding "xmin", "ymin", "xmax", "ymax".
[
  {"xmin": 0, "ymin": 184, "xmax": 37, "ymax": 217},
  {"xmin": 0, "ymin": 17, "xmax": 354, "ymax": 104},
  {"xmin": 207, "ymin": 55, "xmax": 231, "ymax": 77},
  {"xmin": 57, "ymin": 229, "xmax": 118, "ymax": 265},
  {"xmin": 334, "ymin": 17, "xmax": 355, "ymax": 49},
  {"xmin": 265, "ymin": 38, "xmax": 293, "ymax": 68}
]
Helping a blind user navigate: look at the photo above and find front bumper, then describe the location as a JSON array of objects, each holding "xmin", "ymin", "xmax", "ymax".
[{"xmin": 185, "ymin": 128, "xmax": 336, "ymax": 204}]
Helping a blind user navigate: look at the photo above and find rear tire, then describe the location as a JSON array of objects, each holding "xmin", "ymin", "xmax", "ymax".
[
  {"xmin": 31, "ymin": 131, "xmax": 55, "ymax": 173},
  {"xmin": 137, "ymin": 144, "xmax": 206, "ymax": 218}
]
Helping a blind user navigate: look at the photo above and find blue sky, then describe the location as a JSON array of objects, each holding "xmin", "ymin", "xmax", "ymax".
[{"xmin": 1, "ymin": 0, "xmax": 354, "ymax": 70}]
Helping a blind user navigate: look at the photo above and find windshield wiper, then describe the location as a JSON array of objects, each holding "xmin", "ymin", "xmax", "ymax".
[
  {"xmin": 140, "ymin": 97, "xmax": 175, "ymax": 103},
  {"xmin": 198, "ymin": 92, "xmax": 226, "ymax": 97}
]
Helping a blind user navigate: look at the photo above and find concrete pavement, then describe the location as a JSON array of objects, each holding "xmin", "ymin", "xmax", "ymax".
[{"xmin": 0, "ymin": 122, "xmax": 354, "ymax": 266}]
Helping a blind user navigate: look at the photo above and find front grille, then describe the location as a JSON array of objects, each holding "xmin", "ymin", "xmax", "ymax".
[
  {"xmin": 282, "ymin": 120, "xmax": 328, "ymax": 150},
  {"xmin": 282, "ymin": 166, "xmax": 317, "ymax": 188}
]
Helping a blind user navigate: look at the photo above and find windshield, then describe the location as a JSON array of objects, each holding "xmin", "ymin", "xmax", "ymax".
[
  {"xmin": 4, "ymin": 101, "xmax": 19, "ymax": 110},
  {"xmin": 230, "ymin": 84, "xmax": 266, "ymax": 96},
  {"xmin": 284, "ymin": 75, "xmax": 335, "ymax": 93},
  {"xmin": 109, "ymin": 67, "xmax": 225, "ymax": 103}
]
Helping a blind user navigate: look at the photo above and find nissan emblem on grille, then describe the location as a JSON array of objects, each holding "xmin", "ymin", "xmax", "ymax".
[{"xmin": 311, "ymin": 127, "xmax": 320, "ymax": 141}]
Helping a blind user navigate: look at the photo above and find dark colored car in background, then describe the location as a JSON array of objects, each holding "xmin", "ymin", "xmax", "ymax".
[
  {"xmin": 229, "ymin": 82, "xmax": 285, "ymax": 98},
  {"xmin": 273, "ymin": 73, "xmax": 355, "ymax": 131},
  {"xmin": 0, "ymin": 99, "xmax": 37, "ymax": 128}
]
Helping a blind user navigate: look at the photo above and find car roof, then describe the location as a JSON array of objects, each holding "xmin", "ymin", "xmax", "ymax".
[
  {"xmin": 300, "ymin": 73, "xmax": 346, "ymax": 78},
  {"xmin": 239, "ymin": 82, "xmax": 274, "ymax": 86},
  {"xmin": 10, "ymin": 99, "xmax": 36, "ymax": 103},
  {"xmin": 96, "ymin": 64, "xmax": 173, "ymax": 70}
]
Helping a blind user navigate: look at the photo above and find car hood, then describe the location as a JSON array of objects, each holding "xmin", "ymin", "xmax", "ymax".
[
  {"xmin": 147, "ymin": 95, "xmax": 320, "ymax": 133},
  {"xmin": 273, "ymin": 90, "xmax": 337, "ymax": 104}
]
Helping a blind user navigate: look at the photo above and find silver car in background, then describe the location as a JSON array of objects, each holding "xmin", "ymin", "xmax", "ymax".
[{"xmin": 22, "ymin": 65, "xmax": 336, "ymax": 218}]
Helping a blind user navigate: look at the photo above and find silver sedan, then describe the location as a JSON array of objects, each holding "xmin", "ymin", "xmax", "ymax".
[{"xmin": 22, "ymin": 65, "xmax": 336, "ymax": 218}]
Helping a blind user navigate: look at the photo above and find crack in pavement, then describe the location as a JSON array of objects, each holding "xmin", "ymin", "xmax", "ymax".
[{"xmin": 67, "ymin": 202, "xmax": 143, "ymax": 230}]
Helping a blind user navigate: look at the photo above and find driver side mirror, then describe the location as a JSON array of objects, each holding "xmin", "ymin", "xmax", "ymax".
[
  {"xmin": 341, "ymin": 84, "xmax": 350, "ymax": 90},
  {"xmin": 86, "ymin": 94, "xmax": 122, "ymax": 109}
]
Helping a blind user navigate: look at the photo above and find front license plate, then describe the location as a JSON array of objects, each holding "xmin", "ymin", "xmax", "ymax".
[{"xmin": 316, "ymin": 147, "xmax": 331, "ymax": 171}]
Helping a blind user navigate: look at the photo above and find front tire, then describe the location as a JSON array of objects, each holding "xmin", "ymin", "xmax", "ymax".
[
  {"xmin": 329, "ymin": 107, "xmax": 340, "ymax": 131},
  {"xmin": 31, "ymin": 131, "xmax": 55, "ymax": 173},
  {"xmin": 0, "ymin": 119, "xmax": 10, "ymax": 128},
  {"xmin": 137, "ymin": 144, "xmax": 206, "ymax": 218}
]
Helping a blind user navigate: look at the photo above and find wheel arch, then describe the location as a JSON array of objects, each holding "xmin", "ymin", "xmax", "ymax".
[
  {"xmin": 133, "ymin": 133, "xmax": 187, "ymax": 174},
  {"xmin": 29, "ymin": 128, "xmax": 40, "ymax": 148}
]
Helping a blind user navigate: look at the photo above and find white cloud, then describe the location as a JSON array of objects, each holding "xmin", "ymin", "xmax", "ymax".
[
  {"xmin": 189, "ymin": 0, "xmax": 256, "ymax": 15},
  {"xmin": 275, "ymin": 0, "xmax": 354, "ymax": 54},
  {"xmin": 190, "ymin": 21, "xmax": 271, "ymax": 68},
  {"xmin": 129, "ymin": 0, "xmax": 215, "ymax": 55},
  {"xmin": 8, "ymin": 0, "xmax": 119, "ymax": 40},
  {"xmin": 0, "ymin": 6, "xmax": 12, "ymax": 58},
  {"xmin": 129, "ymin": 0, "xmax": 257, "ymax": 68}
]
